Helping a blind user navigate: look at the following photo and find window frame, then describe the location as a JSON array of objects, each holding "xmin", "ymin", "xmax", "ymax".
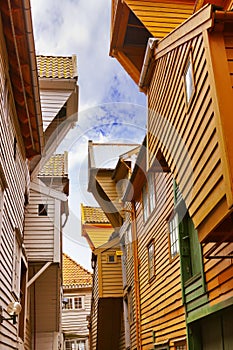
[
  {"xmin": 64, "ymin": 296, "xmax": 84, "ymax": 310},
  {"xmin": 107, "ymin": 253, "xmax": 117, "ymax": 263},
  {"xmin": 12, "ymin": 228, "xmax": 22, "ymax": 298},
  {"xmin": 147, "ymin": 240, "xmax": 155, "ymax": 281},
  {"xmin": 142, "ymin": 172, "xmax": 156, "ymax": 223},
  {"xmin": 38, "ymin": 203, "xmax": 48, "ymax": 216},
  {"xmin": 65, "ymin": 338, "xmax": 86, "ymax": 350},
  {"xmin": 168, "ymin": 212, "xmax": 179, "ymax": 260}
]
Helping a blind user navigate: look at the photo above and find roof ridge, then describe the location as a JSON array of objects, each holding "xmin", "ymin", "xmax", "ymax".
[{"xmin": 63, "ymin": 253, "xmax": 92, "ymax": 275}]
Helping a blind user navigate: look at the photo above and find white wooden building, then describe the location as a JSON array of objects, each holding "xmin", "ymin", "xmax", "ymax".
[
  {"xmin": 62, "ymin": 254, "xmax": 92, "ymax": 350},
  {"xmin": 0, "ymin": 2, "xmax": 79, "ymax": 349}
]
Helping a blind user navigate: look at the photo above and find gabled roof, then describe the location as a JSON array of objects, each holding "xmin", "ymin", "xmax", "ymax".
[
  {"xmin": 81, "ymin": 204, "xmax": 114, "ymax": 250},
  {"xmin": 63, "ymin": 253, "xmax": 92, "ymax": 288},
  {"xmin": 39, "ymin": 153, "xmax": 68, "ymax": 177},
  {"xmin": 37, "ymin": 55, "xmax": 78, "ymax": 79},
  {"xmin": 81, "ymin": 205, "xmax": 110, "ymax": 224}
]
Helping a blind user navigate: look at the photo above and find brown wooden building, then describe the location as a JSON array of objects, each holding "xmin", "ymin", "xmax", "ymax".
[{"xmin": 110, "ymin": 0, "xmax": 233, "ymax": 349}]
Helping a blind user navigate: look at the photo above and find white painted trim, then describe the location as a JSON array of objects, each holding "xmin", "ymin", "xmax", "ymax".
[
  {"xmin": 30, "ymin": 180, "xmax": 67, "ymax": 201},
  {"xmin": 54, "ymin": 198, "xmax": 61, "ymax": 263}
]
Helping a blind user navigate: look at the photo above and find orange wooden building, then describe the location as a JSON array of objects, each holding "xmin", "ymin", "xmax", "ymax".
[{"xmin": 110, "ymin": 0, "xmax": 233, "ymax": 349}]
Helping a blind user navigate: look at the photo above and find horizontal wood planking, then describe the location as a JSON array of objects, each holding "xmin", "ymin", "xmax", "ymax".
[
  {"xmin": 148, "ymin": 32, "xmax": 225, "ymax": 238},
  {"xmin": 101, "ymin": 251, "xmax": 123, "ymax": 297},
  {"xmin": 24, "ymin": 190, "xmax": 55, "ymax": 261},
  {"xmin": 136, "ymin": 171, "xmax": 186, "ymax": 347},
  {"xmin": 125, "ymin": 0, "xmax": 194, "ymax": 39}
]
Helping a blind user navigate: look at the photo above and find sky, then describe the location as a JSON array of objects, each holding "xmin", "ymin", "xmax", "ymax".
[{"xmin": 30, "ymin": 0, "xmax": 147, "ymax": 271}]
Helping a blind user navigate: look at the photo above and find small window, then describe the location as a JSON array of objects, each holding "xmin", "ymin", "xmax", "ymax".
[
  {"xmin": 142, "ymin": 173, "xmax": 156, "ymax": 222},
  {"xmin": 12, "ymin": 229, "xmax": 22, "ymax": 297},
  {"xmin": 184, "ymin": 55, "xmax": 194, "ymax": 104},
  {"xmin": 38, "ymin": 204, "xmax": 48, "ymax": 216},
  {"xmin": 148, "ymin": 241, "xmax": 155, "ymax": 280},
  {"xmin": 107, "ymin": 254, "xmax": 116, "ymax": 263},
  {"xmin": 65, "ymin": 296, "xmax": 84, "ymax": 310},
  {"xmin": 169, "ymin": 213, "xmax": 179, "ymax": 259},
  {"xmin": 174, "ymin": 339, "xmax": 187, "ymax": 350}
]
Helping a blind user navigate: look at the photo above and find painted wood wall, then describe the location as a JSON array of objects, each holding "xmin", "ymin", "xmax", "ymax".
[
  {"xmin": 136, "ymin": 171, "xmax": 186, "ymax": 349},
  {"xmin": 90, "ymin": 260, "xmax": 99, "ymax": 350},
  {"xmin": 62, "ymin": 287, "xmax": 91, "ymax": 337},
  {"xmin": 0, "ymin": 18, "xmax": 29, "ymax": 350},
  {"xmin": 147, "ymin": 7, "xmax": 233, "ymax": 243},
  {"xmin": 125, "ymin": 0, "xmax": 195, "ymax": 39},
  {"xmin": 100, "ymin": 249, "xmax": 123, "ymax": 298}
]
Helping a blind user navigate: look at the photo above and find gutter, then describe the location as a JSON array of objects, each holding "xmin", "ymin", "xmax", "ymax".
[
  {"xmin": 138, "ymin": 38, "xmax": 159, "ymax": 90},
  {"xmin": 22, "ymin": 0, "xmax": 44, "ymax": 152}
]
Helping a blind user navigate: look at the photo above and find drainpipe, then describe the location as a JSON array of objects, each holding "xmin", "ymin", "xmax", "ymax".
[
  {"xmin": 131, "ymin": 201, "xmax": 141, "ymax": 350},
  {"xmin": 138, "ymin": 38, "xmax": 159, "ymax": 90}
]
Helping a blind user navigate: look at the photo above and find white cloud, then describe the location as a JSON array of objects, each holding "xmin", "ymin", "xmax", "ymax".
[{"xmin": 30, "ymin": 0, "xmax": 146, "ymax": 268}]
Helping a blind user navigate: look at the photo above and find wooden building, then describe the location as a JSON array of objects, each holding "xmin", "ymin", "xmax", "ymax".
[
  {"xmin": 110, "ymin": 0, "xmax": 233, "ymax": 349},
  {"xmin": 62, "ymin": 253, "xmax": 92, "ymax": 350},
  {"xmin": 87, "ymin": 143, "xmax": 142, "ymax": 349},
  {"xmin": 81, "ymin": 205, "xmax": 125, "ymax": 350},
  {"xmin": 0, "ymin": 1, "xmax": 79, "ymax": 348},
  {"xmin": 0, "ymin": 1, "xmax": 43, "ymax": 349}
]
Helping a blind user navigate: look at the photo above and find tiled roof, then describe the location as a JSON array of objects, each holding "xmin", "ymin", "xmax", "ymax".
[
  {"xmin": 63, "ymin": 253, "xmax": 92, "ymax": 288},
  {"xmin": 82, "ymin": 205, "xmax": 110, "ymax": 224},
  {"xmin": 36, "ymin": 55, "xmax": 77, "ymax": 79},
  {"xmin": 39, "ymin": 153, "xmax": 68, "ymax": 177}
]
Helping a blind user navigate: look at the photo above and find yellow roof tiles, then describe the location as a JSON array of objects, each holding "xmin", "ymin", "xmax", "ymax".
[
  {"xmin": 81, "ymin": 205, "xmax": 110, "ymax": 224},
  {"xmin": 63, "ymin": 253, "xmax": 92, "ymax": 288},
  {"xmin": 39, "ymin": 153, "xmax": 68, "ymax": 177},
  {"xmin": 36, "ymin": 55, "xmax": 77, "ymax": 79}
]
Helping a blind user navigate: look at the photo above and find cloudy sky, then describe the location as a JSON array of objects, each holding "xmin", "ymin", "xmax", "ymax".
[{"xmin": 30, "ymin": 0, "xmax": 147, "ymax": 270}]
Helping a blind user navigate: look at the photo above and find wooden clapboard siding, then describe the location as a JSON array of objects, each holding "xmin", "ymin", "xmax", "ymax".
[
  {"xmin": 137, "ymin": 171, "xmax": 186, "ymax": 348},
  {"xmin": 203, "ymin": 242, "xmax": 233, "ymax": 306},
  {"xmin": 96, "ymin": 173, "xmax": 122, "ymax": 211},
  {"xmin": 62, "ymin": 288, "xmax": 91, "ymax": 336},
  {"xmin": 90, "ymin": 261, "xmax": 99, "ymax": 349},
  {"xmin": 85, "ymin": 227, "xmax": 113, "ymax": 248},
  {"xmin": 101, "ymin": 251, "xmax": 123, "ymax": 297},
  {"xmin": 0, "ymin": 17, "xmax": 30, "ymax": 349},
  {"xmin": 125, "ymin": 0, "xmax": 195, "ymax": 39},
  {"xmin": 40, "ymin": 89, "xmax": 72, "ymax": 131},
  {"xmin": 148, "ymin": 31, "xmax": 225, "ymax": 242},
  {"xmin": 24, "ymin": 190, "xmax": 55, "ymax": 261}
]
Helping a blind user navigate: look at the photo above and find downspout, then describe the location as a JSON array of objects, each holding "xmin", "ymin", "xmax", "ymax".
[
  {"xmin": 131, "ymin": 201, "xmax": 141, "ymax": 350},
  {"xmin": 138, "ymin": 38, "xmax": 159, "ymax": 91}
]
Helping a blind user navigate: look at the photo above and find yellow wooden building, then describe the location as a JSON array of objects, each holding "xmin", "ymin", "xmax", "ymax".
[{"xmin": 81, "ymin": 205, "xmax": 125, "ymax": 349}]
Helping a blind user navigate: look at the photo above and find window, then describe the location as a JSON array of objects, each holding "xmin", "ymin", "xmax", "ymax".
[
  {"xmin": 65, "ymin": 339, "xmax": 86, "ymax": 350},
  {"xmin": 174, "ymin": 340, "xmax": 187, "ymax": 350},
  {"xmin": 184, "ymin": 55, "xmax": 194, "ymax": 104},
  {"xmin": 65, "ymin": 296, "xmax": 84, "ymax": 310},
  {"xmin": 125, "ymin": 225, "xmax": 132, "ymax": 258},
  {"xmin": 142, "ymin": 173, "xmax": 156, "ymax": 222},
  {"xmin": 38, "ymin": 203, "xmax": 48, "ymax": 216},
  {"xmin": 148, "ymin": 241, "xmax": 155, "ymax": 280},
  {"xmin": 107, "ymin": 254, "xmax": 116, "ymax": 263},
  {"xmin": 169, "ymin": 213, "xmax": 179, "ymax": 259}
]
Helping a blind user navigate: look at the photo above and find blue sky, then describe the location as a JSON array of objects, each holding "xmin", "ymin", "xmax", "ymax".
[{"xmin": 31, "ymin": 0, "xmax": 146, "ymax": 270}]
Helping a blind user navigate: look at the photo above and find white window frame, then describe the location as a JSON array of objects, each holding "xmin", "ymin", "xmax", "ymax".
[
  {"xmin": 65, "ymin": 296, "xmax": 84, "ymax": 310},
  {"xmin": 184, "ymin": 53, "xmax": 195, "ymax": 105},
  {"xmin": 142, "ymin": 173, "xmax": 156, "ymax": 222},
  {"xmin": 65, "ymin": 338, "xmax": 86, "ymax": 350},
  {"xmin": 169, "ymin": 213, "xmax": 179, "ymax": 259}
]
